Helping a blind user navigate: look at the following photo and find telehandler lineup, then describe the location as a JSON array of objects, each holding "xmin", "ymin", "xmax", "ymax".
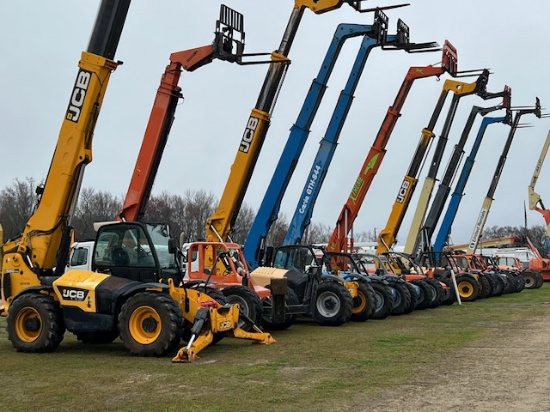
[
  {"xmin": 0, "ymin": 1, "xmax": 275, "ymax": 363},
  {"xmin": 1, "ymin": 0, "xmax": 543, "ymax": 363}
]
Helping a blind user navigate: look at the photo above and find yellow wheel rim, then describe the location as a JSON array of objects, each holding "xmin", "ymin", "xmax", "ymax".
[
  {"xmin": 129, "ymin": 306, "xmax": 161, "ymax": 344},
  {"xmin": 352, "ymin": 292, "xmax": 367, "ymax": 314},
  {"xmin": 15, "ymin": 307, "xmax": 42, "ymax": 343},
  {"xmin": 458, "ymin": 281, "xmax": 474, "ymax": 298}
]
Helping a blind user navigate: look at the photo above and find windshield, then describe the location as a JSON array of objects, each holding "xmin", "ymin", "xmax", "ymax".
[{"xmin": 146, "ymin": 223, "xmax": 176, "ymax": 269}]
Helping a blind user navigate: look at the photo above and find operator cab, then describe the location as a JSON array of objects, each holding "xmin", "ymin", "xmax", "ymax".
[{"xmin": 92, "ymin": 222, "xmax": 181, "ymax": 284}]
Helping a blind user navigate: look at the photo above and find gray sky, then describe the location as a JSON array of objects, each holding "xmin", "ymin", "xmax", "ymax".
[{"xmin": 1, "ymin": 1, "xmax": 549, "ymax": 245}]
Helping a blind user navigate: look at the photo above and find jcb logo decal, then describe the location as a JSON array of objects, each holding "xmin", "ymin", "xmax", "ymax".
[
  {"xmin": 60, "ymin": 287, "xmax": 88, "ymax": 301},
  {"xmin": 219, "ymin": 320, "xmax": 231, "ymax": 331},
  {"xmin": 239, "ymin": 116, "xmax": 259, "ymax": 153},
  {"xmin": 396, "ymin": 180, "xmax": 411, "ymax": 203},
  {"xmin": 66, "ymin": 70, "xmax": 91, "ymax": 122}
]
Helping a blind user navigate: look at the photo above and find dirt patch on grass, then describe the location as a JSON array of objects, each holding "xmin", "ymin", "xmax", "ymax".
[{"xmin": 351, "ymin": 303, "xmax": 550, "ymax": 412}]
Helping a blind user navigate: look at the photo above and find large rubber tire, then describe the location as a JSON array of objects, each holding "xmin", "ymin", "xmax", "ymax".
[
  {"xmin": 389, "ymin": 282, "xmax": 412, "ymax": 316},
  {"xmin": 521, "ymin": 271, "xmax": 537, "ymax": 289},
  {"xmin": 7, "ymin": 294, "xmax": 65, "ymax": 353},
  {"xmin": 534, "ymin": 271, "xmax": 545, "ymax": 289},
  {"xmin": 402, "ymin": 281, "xmax": 419, "ymax": 313},
  {"xmin": 350, "ymin": 282, "xmax": 375, "ymax": 322},
  {"xmin": 75, "ymin": 329, "xmax": 119, "ymax": 344},
  {"xmin": 477, "ymin": 274, "xmax": 493, "ymax": 299},
  {"xmin": 199, "ymin": 287, "xmax": 228, "ymax": 305},
  {"xmin": 118, "ymin": 292, "xmax": 183, "ymax": 357},
  {"xmin": 512, "ymin": 274, "xmax": 525, "ymax": 293},
  {"xmin": 424, "ymin": 278, "xmax": 444, "ymax": 309},
  {"xmin": 490, "ymin": 274, "xmax": 505, "ymax": 297},
  {"xmin": 503, "ymin": 274, "xmax": 517, "ymax": 294},
  {"xmin": 411, "ymin": 280, "xmax": 432, "ymax": 310},
  {"xmin": 261, "ymin": 286, "xmax": 299, "ymax": 331},
  {"xmin": 438, "ymin": 278, "xmax": 456, "ymax": 305},
  {"xmin": 455, "ymin": 275, "xmax": 479, "ymax": 302},
  {"xmin": 367, "ymin": 282, "xmax": 391, "ymax": 320},
  {"xmin": 221, "ymin": 285, "xmax": 263, "ymax": 330},
  {"xmin": 522, "ymin": 270, "xmax": 539, "ymax": 289},
  {"xmin": 313, "ymin": 282, "xmax": 353, "ymax": 326}
]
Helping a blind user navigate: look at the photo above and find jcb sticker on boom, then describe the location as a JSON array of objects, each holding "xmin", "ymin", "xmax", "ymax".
[
  {"xmin": 239, "ymin": 116, "xmax": 259, "ymax": 153},
  {"xmin": 66, "ymin": 69, "xmax": 91, "ymax": 122},
  {"xmin": 396, "ymin": 180, "xmax": 411, "ymax": 203},
  {"xmin": 59, "ymin": 286, "xmax": 89, "ymax": 302}
]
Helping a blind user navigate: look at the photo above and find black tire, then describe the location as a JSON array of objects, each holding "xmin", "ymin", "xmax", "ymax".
[
  {"xmin": 411, "ymin": 280, "xmax": 431, "ymax": 310},
  {"xmin": 402, "ymin": 281, "xmax": 419, "ymax": 313},
  {"xmin": 118, "ymin": 292, "xmax": 183, "ymax": 357},
  {"xmin": 490, "ymin": 274, "xmax": 505, "ymax": 297},
  {"xmin": 261, "ymin": 286, "xmax": 299, "ymax": 331},
  {"xmin": 502, "ymin": 274, "xmax": 515, "ymax": 294},
  {"xmin": 522, "ymin": 270, "xmax": 539, "ymax": 289},
  {"xmin": 221, "ymin": 285, "xmax": 263, "ymax": 330},
  {"xmin": 512, "ymin": 274, "xmax": 525, "ymax": 293},
  {"xmin": 350, "ymin": 282, "xmax": 375, "ymax": 322},
  {"xmin": 313, "ymin": 281, "xmax": 353, "ymax": 326},
  {"xmin": 368, "ymin": 282, "xmax": 392, "ymax": 320},
  {"xmin": 75, "ymin": 329, "xmax": 119, "ymax": 344},
  {"xmin": 455, "ymin": 275, "xmax": 479, "ymax": 302},
  {"xmin": 200, "ymin": 287, "xmax": 228, "ymax": 305},
  {"xmin": 389, "ymin": 282, "xmax": 412, "ymax": 316},
  {"xmin": 438, "ymin": 278, "xmax": 456, "ymax": 305},
  {"xmin": 534, "ymin": 271, "xmax": 545, "ymax": 289},
  {"xmin": 424, "ymin": 278, "xmax": 444, "ymax": 309},
  {"xmin": 476, "ymin": 274, "xmax": 492, "ymax": 299},
  {"xmin": 7, "ymin": 293, "xmax": 65, "ymax": 353}
]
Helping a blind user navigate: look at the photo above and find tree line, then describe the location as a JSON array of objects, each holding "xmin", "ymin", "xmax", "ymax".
[
  {"xmin": 1, "ymin": 177, "xmax": 547, "ymax": 255},
  {"xmin": 0, "ymin": 178, "xmax": 331, "ymax": 247}
]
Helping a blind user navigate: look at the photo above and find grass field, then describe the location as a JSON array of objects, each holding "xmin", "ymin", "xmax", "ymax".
[{"xmin": 1, "ymin": 285, "xmax": 548, "ymax": 412}]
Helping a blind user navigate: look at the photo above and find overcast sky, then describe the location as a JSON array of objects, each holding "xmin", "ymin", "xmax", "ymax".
[{"xmin": 1, "ymin": 1, "xmax": 549, "ymax": 245}]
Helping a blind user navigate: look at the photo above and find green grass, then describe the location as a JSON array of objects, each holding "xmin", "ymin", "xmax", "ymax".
[{"xmin": 1, "ymin": 286, "xmax": 549, "ymax": 412}]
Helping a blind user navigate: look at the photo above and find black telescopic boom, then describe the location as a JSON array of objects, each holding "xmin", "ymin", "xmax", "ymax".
[{"xmin": 87, "ymin": 0, "xmax": 132, "ymax": 59}]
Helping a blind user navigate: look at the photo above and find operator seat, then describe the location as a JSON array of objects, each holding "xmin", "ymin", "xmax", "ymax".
[{"xmin": 111, "ymin": 247, "xmax": 130, "ymax": 266}]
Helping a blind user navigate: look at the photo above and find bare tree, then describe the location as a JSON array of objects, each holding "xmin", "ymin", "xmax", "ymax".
[
  {"xmin": 231, "ymin": 202, "xmax": 255, "ymax": 245},
  {"xmin": 180, "ymin": 189, "xmax": 217, "ymax": 242},
  {"xmin": 481, "ymin": 224, "xmax": 548, "ymax": 256},
  {"xmin": 302, "ymin": 221, "xmax": 332, "ymax": 245},
  {"xmin": 0, "ymin": 177, "xmax": 40, "ymax": 240},
  {"xmin": 143, "ymin": 192, "xmax": 187, "ymax": 241},
  {"xmin": 265, "ymin": 212, "xmax": 289, "ymax": 248},
  {"xmin": 72, "ymin": 188, "xmax": 121, "ymax": 240}
]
